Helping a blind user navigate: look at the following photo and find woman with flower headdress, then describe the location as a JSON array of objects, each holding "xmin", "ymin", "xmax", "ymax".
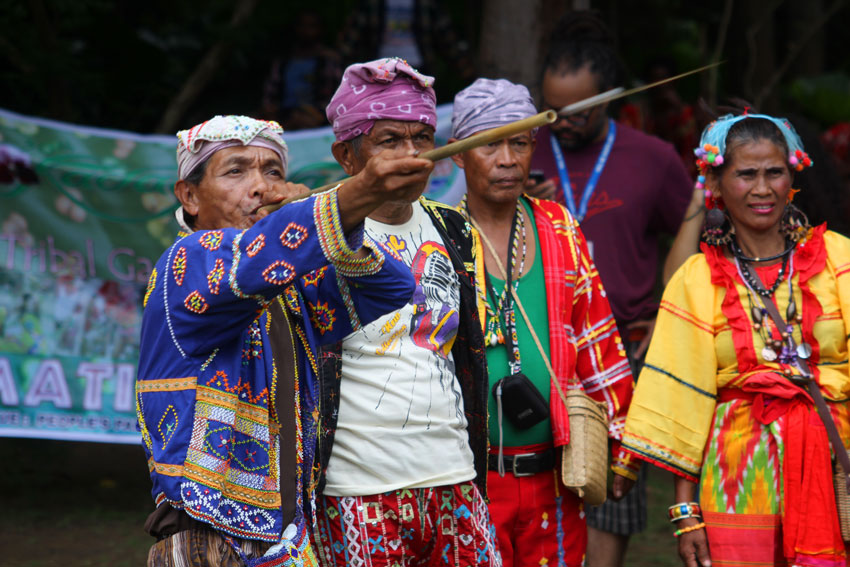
[{"xmin": 613, "ymin": 111, "xmax": 850, "ymax": 566}]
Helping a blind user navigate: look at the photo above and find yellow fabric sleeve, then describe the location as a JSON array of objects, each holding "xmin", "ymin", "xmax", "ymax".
[{"xmin": 621, "ymin": 254, "xmax": 719, "ymax": 480}]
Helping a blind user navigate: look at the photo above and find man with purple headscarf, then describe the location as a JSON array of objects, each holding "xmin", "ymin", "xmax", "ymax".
[
  {"xmin": 136, "ymin": 114, "xmax": 424, "ymax": 567},
  {"xmin": 311, "ymin": 59, "xmax": 499, "ymax": 567},
  {"xmin": 450, "ymin": 78, "xmax": 635, "ymax": 567}
]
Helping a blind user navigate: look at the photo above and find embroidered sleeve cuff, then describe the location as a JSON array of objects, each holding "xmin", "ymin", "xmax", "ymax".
[
  {"xmin": 313, "ymin": 188, "xmax": 384, "ymax": 278},
  {"xmin": 611, "ymin": 448, "xmax": 641, "ymax": 481}
]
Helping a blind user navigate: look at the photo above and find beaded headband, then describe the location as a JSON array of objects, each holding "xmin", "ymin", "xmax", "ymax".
[
  {"xmin": 694, "ymin": 113, "xmax": 812, "ymax": 192},
  {"xmin": 176, "ymin": 115, "xmax": 288, "ymax": 180}
]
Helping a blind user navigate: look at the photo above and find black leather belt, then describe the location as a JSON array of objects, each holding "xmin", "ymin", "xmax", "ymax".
[{"xmin": 488, "ymin": 448, "xmax": 555, "ymax": 477}]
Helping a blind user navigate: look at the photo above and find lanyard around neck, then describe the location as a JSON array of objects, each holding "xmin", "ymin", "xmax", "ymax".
[
  {"xmin": 482, "ymin": 207, "xmax": 523, "ymax": 373},
  {"xmin": 549, "ymin": 119, "xmax": 617, "ymax": 222}
]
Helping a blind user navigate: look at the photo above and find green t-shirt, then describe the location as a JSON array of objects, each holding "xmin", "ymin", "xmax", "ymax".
[{"xmin": 485, "ymin": 199, "xmax": 552, "ymax": 447}]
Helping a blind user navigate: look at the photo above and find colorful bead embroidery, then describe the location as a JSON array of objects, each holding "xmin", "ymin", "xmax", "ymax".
[
  {"xmin": 335, "ymin": 272, "xmax": 360, "ymax": 330},
  {"xmin": 302, "ymin": 266, "xmax": 328, "ymax": 288},
  {"xmin": 380, "ymin": 238, "xmax": 404, "ymax": 262},
  {"xmin": 284, "ymin": 286, "xmax": 302, "ymax": 315},
  {"xmin": 294, "ymin": 325, "xmax": 319, "ymax": 377},
  {"xmin": 280, "ymin": 222, "xmax": 309, "ymax": 249},
  {"xmin": 158, "ymin": 404, "xmax": 179, "ymax": 450},
  {"xmin": 200, "ymin": 349, "xmax": 219, "ymax": 372},
  {"xmin": 265, "ymin": 299, "xmax": 285, "ymax": 424},
  {"xmin": 290, "ymin": 337, "xmax": 307, "ymax": 519},
  {"xmin": 184, "ymin": 290, "xmax": 209, "ymax": 314},
  {"xmin": 144, "ymin": 267, "xmax": 157, "ymax": 307},
  {"xmin": 228, "ymin": 232, "xmax": 267, "ymax": 303},
  {"xmin": 308, "ymin": 300, "xmax": 336, "ymax": 335},
  {"xmin": 202, "ymin": 368, "xmax": 269, "ymax": 405},
  {"xmin": 172, "ymin": 246, "xmax": 187, "ymax": 286},
  {"xmin": 242, "ymin": 321, "xmax": 264, "ymax": 365},
  {"xmin": 246, "ymin": 234, "xmax": 266, "ymax": 258},
  {"xmin": 178, "ymin": 480, "xmax": 278, "ymax": 541},
  {"xmin": 200, "ymin": 230, "xmax": 224, "ymax": 251},
  {"xmin": 163, "ymin": 240, "xmax": 189, "ymax": 358},
  {"xmin": 207, "ymin": 370, "xmax": 229, "ymax": 388},
  {"xmin": 262, "ymin": 260, "xmax": 296, "ymax": 286},
  {"xmin": 208, "ymin": 259, "xmax": 225, "ymax": 295},
  {"xmin": 313, "ymin": 190, "xmax": 384, "ymax": 277}
]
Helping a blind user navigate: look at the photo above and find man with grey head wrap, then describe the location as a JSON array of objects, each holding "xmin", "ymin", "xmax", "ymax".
[
  {"xmin": 450, "ymin": 78, "xmax": 635, "ymax": 567},
  {"xmin": 451, "ymin": 78, "xmax": 540, "ymax": 142}
]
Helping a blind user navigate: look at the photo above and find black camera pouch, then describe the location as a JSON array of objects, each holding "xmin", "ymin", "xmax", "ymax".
[{"xmin": 493, "ymin": 372, "xmax": 550, "ymax": 430}]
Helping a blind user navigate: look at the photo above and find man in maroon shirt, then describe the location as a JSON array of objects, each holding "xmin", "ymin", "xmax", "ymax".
[{"xmin": 527, "ymin": 10, "xmax": 700, "ymax": 567}]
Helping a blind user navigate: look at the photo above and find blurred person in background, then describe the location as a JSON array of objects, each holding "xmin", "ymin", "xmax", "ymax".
[
  {"xmin": 526, "ymin": 10, "xmax": 700, "ymax": 566},
  {"xmin": 337, "ymin": 0, "xmax": 474, "ymax": 100},
  {"xmin": 260, "ymin": 10, "xmax": 342, "ymax": 130}
]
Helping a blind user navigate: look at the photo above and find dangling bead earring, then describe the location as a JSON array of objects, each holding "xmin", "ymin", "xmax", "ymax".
[
  {"xmin": 779, "ymin": 200, "xmax": 811, "ymax": 243},
  {"xmin": 702, "ymin": 191, "xmax": 733, "ymax": 246}
]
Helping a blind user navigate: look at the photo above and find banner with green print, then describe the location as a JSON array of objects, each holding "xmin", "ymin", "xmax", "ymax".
[{"xmin": 0, "ymin": 105, "xmax": 466, "ymax": 443}]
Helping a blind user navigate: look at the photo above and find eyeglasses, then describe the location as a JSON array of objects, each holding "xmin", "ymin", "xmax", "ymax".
[{"xmin": 544, "ymin": 104, "xmax": 596, "ymax": 127}]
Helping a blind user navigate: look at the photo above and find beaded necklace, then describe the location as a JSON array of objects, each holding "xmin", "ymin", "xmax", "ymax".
[
  {"xmin": 460, "ymin": 197, "xmax": 526, "ymax": 348},
  {"xmin": 735, "ymin": 249, "xmax": 810, "ymax": 363},
  {"xmin": 459, "ymin": 196, "xmax": 529, "ymax": 348},
  {"xmin": 484, "ymin": 204, "xmax": 527, "ymax": 349},
  {"xmin": 730, "ymin": 238, "xmax": 792, "ymax": 298}
]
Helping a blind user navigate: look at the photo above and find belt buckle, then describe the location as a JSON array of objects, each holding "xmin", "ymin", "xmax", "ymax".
[{"xmin": 511, "ymin": 452, "xmax": 536, "ymax": 477}]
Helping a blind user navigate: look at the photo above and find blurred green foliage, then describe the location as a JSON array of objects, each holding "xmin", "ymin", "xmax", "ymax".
[
  {"xmin": 788, "ymin": 73, "xmax": 850, "ymax": 125},
  {"xmin": 1, "ymin": 0, "xmax": 849, "ymax": 133}
]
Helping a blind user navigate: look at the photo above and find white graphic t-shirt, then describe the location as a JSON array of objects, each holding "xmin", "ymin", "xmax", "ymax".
[{"xmin": 323, "ymin": 202, "xmax": 476, "ymax": 496}]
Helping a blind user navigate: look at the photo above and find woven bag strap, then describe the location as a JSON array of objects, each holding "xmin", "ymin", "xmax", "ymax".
[
  {"xmin": 468, "ymin": 215, "xmax": 571, "ymax": 411},
  {"xmin": 750, "ymin": 269, "xmax": 850, "ymax": 491}
]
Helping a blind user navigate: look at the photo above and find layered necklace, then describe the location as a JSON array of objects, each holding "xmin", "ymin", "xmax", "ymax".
[
  {"xmin": 486, "ymin": 204, "xmax": 526, "ymax": 347},
  {"xmin": 731, "ymin": 238, "xmax": 791, "ymax": 298},
  {"xmin": 461, "ymin": 197, "xmax": 527, "ymax": 348},
  {"xmin": 731, "ymin": 237, "xmax": 811, "ymax": 363}
]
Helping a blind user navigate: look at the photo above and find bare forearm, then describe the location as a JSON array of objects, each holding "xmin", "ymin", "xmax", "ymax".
[
  {"xmin": 663, "ymin": 188, "xmax": 705, "ymax": 285},
  {"xmin": 673, "ymin": 474, "xmax": 711, "ymax": 566},
  {"xmin": 336, "ymin": 178, "xmax": 379, "ymax": 234},
  {"xmin": 674, "ymin": 475, "xmax": 698, "ymax": 504}
]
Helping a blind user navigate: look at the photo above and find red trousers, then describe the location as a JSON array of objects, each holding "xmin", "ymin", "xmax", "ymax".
[{"xmin": 487, "ymin": 449, "xmax": 585, "ymax": 567}]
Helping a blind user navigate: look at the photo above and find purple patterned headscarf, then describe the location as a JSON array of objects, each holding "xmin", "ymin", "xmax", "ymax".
[
  {"xmin": 451, "ymin": 78, "xmax": 537, "ymax": 139},
  {"xmin": 325, "ymin": 58, "xmax": 437, "ymax": 142},
  {"xmin": 176, "ymin": 115, "xmax": 288, "ymax": 180}
]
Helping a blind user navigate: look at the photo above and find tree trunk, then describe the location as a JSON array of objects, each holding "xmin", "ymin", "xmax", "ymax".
[
  {"xmin": 155, "ymin": 0, "xmax": 260, "ymax": 134},
  {"xmin": 477, "ymin": 0, "xmax": 543, "ymax": 98}
]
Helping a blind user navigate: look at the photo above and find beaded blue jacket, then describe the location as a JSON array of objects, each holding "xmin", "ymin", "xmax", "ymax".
[{"xmin": 136, "ymin": 191, "xmax": 414, "ymax": 543}]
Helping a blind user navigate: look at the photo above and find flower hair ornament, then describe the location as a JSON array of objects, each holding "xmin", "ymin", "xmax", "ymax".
[{"xmin": 694, "ymin": 112, "xmax": 813, "ymax": 245}]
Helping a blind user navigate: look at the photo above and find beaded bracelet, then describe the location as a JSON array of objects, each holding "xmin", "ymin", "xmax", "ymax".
[
  {"xmin": 668, "ymin": 502, "xmax": 702, "ymax": 523},
  {"xmin": 674, "ymin": 522, "xmax": 706, "ymax": 537}
]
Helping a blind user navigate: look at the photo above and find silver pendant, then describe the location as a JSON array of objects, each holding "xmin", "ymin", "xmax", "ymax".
[
  {"xmin": 761, "ymin": 346, "xmax": 778, "ymax": 362},
  {"xmin": 796, "ymin": 342, "xmax": 813, "ymax": 360},
  {"xmin": 489, "ymin": 334, "xmax": 499, "ymax": 347}
]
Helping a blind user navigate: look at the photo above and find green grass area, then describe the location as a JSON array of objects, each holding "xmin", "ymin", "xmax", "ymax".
[
  {"xmin": 0, "ymin": 438, "xmax": 681, "ymax": 566},
  {"xmin": 0, "ymin": 438, "xmax": 153, "ymax": 567}
]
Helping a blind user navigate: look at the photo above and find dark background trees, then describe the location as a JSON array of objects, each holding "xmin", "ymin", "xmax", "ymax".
[{"xmin": 2, "ymin": 0, "xmax": 848, "ymax": 134}]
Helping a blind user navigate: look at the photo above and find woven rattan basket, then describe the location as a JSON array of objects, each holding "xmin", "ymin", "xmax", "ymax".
[
  {"xmin": 834, "ymin": 458, "xmax": 850, "ymax": 541},
  {"xmin": 561, "ymin": 389, "xmax": 609, "ymax": 506}
]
